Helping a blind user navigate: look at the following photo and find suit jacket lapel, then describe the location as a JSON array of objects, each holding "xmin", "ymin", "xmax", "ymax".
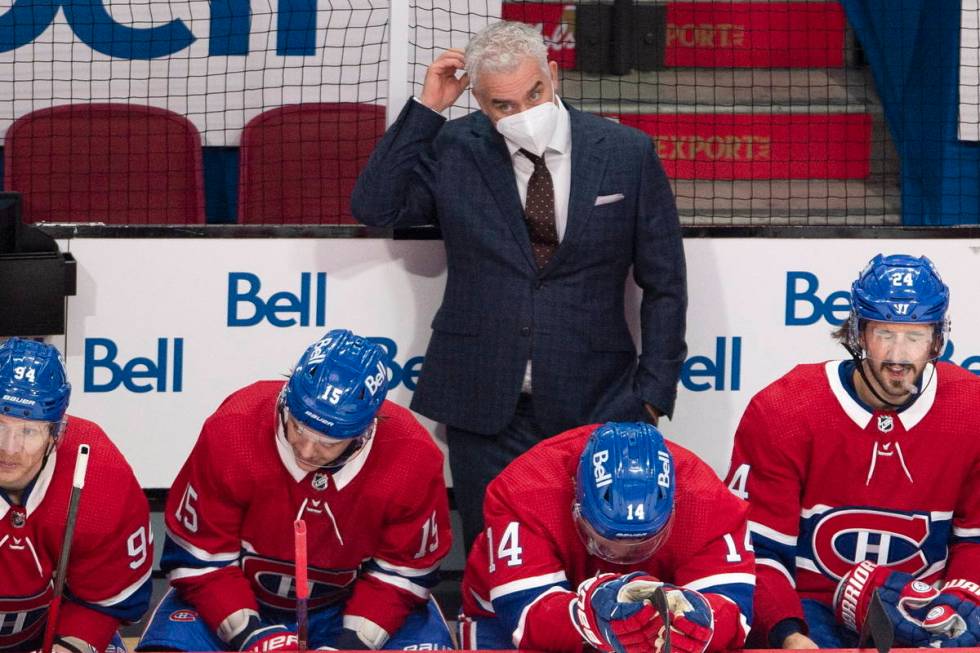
[
  {"xmin": 543, "ymin": 106, "xmax": 607, "ymax": 274},
  {"xmin": 466, "ymin": 115, "xmax": 537, "ymax": 271}
]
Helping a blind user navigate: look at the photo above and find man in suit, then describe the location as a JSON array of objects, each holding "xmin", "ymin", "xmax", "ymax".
[{"xmin": 352, "ymin": 21, "xmax": 687, "ymax": 552}]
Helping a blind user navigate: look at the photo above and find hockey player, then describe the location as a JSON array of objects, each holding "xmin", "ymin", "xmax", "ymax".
[
  {"xmin": 725, "ymin": 253, "xmax": 980, "ymax": 649},
  {"xmin": 137, "ymin": 329, "xmax": 454, "ymax": 651},
  {"xmin": 0, "ymin": 338, "xmax": 153, "ymax": 653},
  {"xmin": 458, "ymin": 421, "xmax": 755, "ymax": 653}
]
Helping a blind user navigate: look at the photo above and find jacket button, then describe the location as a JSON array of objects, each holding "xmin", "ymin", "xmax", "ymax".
[{"xmin": 520, "ymin": 327, "xmax": 530, "ymax": 336}]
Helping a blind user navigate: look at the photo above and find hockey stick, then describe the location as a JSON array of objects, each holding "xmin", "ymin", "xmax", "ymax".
[
  {"xmin": 294, "ymin": 519, "xmax": 309, "ymax": 651},
  {"xmin": 858, "ymin": 590, "xmax": 895, "ymax": 653},
  {"xmin": 41, "ymin": 444, "xmax": 90, "ymax": 653},
  {"xmin": 651, "ymin": 585, "xmax": 672, "ymax": 653}
]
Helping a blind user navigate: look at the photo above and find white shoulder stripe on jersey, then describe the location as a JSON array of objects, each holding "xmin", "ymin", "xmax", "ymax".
[
  {"xmin": 372, "ymin": 557, "xmax": 441, "ymax": 578},
  {"xmin": 166, "ymin": 526, "xmax": 240, "ymax": 563},
  {"xmin": 931, "ymin": 511, "xmax": 954, "ymax": 521},
  {"xmin": 92, "ymin": 567, "xmax": 152, "ymax": 606},
  {"xmin": 795, "ymin": 556, "xmax": 820, "ymax": 574},
  {"xmin": 748, "ymin": 520, "xmax": 797, "ymax": 546},
  {"xmin": 757, "ymin": 558, "xmax": 796, "ymax": 587},
  {"xmin": 799, "ymin": 504, "xmax": 834, "ymax": 520},
  {"xmin": 489, "ymin": 571, "xmax": 568, "ymax": 601},
  {"xmin": 469, "ymin": 588, "xmax": 494, "ymax": 614},
  {"xmin": 365, "ymin": 570, "xmax": 430, "ymax": 599},
  {"xmin": 685, "ymin": 573, "xmax": 756, "ymax": 592},
  {"xmin": 168, "ymin": 565, "xmax": 226, "ymax": 581},
  {"xmin": 512, "ymin": 585, "xmax": 567, "ymax": 647},
  {"xmin": 954, "ymin": 526, "xmax": 980, "ymax": 537},
  {"xmin": 825, "ymin": 361, "xmax": 873, "ymax": 429}
]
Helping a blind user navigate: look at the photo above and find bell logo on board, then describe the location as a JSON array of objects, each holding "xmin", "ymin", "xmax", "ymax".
[
  {"xmin": 227, "ymin": 272, "xmax": 327, "ymax": 328},
  {"xmin": 83, "ymin": 338, "xmax": 184, "ymax": 393},
  {"xmin": 784, "ymin": 271, "xmax": 851, "ymax": 326},
  {"xmin": 680, "ymin": 337, "xmax": 741, "ymax": 392}
]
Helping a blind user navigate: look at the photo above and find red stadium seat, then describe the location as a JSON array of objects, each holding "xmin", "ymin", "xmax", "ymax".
[
  {"xmin": 4, "ymin": 103, "xmax": 205, "ymax": 224},
  {"xmin": 237, "ymin": 103, "xmax": 385, "ymax": 224}
]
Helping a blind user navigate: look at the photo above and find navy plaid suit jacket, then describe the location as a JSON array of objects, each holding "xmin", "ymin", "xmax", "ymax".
[{"xmin": 352, "ymin": 100, "xmax": 687, "ymax": 437}]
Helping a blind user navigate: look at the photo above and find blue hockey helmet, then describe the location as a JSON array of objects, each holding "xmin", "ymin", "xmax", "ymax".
[
  {"xmin": 0, "ymin": 338, "xmax": 71, "ymax": 425},
  {"xmin": 848, "ymin": 254, "xmax": 950, "ymax": 354},
  {"xmin": 573, "ymin": 422, "xmax": 675, "ymax": 564},
  {"xmin": 281, "ymin": 329, "xmax": 389, "ymax": 440}
]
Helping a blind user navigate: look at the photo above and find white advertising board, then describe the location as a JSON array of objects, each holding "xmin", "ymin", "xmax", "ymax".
[{"xmin": 59, "ymin": 237, "xmax": 980, "ymax": 488}]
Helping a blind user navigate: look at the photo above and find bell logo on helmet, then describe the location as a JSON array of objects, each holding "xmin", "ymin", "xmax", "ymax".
[
  {"xmin": 363, "ymin": 360, "xmax": 387, "ymax": 397},
  {"xmin": 657, "ymin": 450, "xmax": 671, "ymax": 488},
  {"xmin": 592, "ymin": 450, "xmax": 612, "ymax": 488}
]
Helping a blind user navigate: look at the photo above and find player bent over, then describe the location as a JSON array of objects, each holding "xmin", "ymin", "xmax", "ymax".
[
  {"xmin": 0, "ymin": 338, "xmax": 153, "ymax": 653},
  {"xmin": 137, "ymin": 330, "xmax": 454, "ymax": 651},
  {"xmin": 725, "ymin": 254, "xmax": 980, "ymax": 649},
  {"xmin": 458, "ymin": 421, "xmax": 755, "ymax": 653}
]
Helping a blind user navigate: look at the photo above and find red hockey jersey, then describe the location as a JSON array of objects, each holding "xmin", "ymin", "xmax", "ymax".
[
  {"xmin": 726, "ymin": 361, "xmax": 980, "ymax": 640},
  {"xmin": 0, "ymin": 417, "xmax": 153, "ymax": 650},
  {"xmin": 161, "ymin": 381, "xmax": 451, "ymax": 644},
  {"xmin": 461, "ymin": 425, "xmax": 755, "ymax": 653}
]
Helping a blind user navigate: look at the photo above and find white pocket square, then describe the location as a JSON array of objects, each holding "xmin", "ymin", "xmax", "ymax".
[{"xmin": 594, "ymin": 193, "xmax": 625, "ymax": 206}]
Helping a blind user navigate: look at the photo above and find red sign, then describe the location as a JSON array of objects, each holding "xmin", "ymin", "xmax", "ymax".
[
  {"xmin": 665, "ymin": 2, "xmax": 846, "ymax": 67},
  {"xmin": 501, "ymin": 2, "xmax": 845, "ymax": 69},
  {"xmin": 501, "ymin": 3, "xmax": 576, "ymax": 69},
  {"xmin": 614, "ymin": 113, "xmax": 871, "ymax": 180}
]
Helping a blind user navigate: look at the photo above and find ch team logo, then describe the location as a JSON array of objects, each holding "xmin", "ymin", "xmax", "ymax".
[
  {"xmin": 168, "ymin": 609, "xmax": 198, "ymax": 622},
  {"xmin": 809, "ymin": 507, "xmax": 932, "ymax": 580},
  {"xmin": 241, "ymin": 555, "xmax": 356, "ymax": 611},
  {"xmin": 0, "ymin": 586, "xmax": 53, "ymax": 649}
]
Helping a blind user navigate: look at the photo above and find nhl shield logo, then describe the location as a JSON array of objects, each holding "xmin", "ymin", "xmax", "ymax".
[
  {"xmin": 877, "ymin": 415, "xmax": 894, "ymax": 433},
  {"xmin": 10, "ymin": 508, "xmax": 25, "ymax": 528},
  {"xmin": 311, "ymin": 472, "xmax": 329, "ymax": 491}
]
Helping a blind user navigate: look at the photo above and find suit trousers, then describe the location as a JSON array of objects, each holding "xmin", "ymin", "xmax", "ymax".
[{"xmin": 446, "ymin": 394, "xmax": 550, "ymax": 553}]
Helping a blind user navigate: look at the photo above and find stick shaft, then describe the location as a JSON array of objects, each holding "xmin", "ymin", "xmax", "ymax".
[
  {"xmin": 42, "ymin": 444, "xmax": 90, "ymax": 653},
  {"xmin": 294, "ymin": 520, "xmax": 309, "ymax": 651}
]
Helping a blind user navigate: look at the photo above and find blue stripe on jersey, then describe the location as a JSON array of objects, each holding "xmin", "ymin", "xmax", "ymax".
[
  {"xmin": 696, "ymin": 581, "xmax": 754, "ymax": 626},
  {"xmin": 751, "ymin": 530, "xmax": 796, "ymax": 579},
  {"xmin": 491, "ymin": 580, "xmax": 570, "ymax": 637},
  {"xmin": 65, "ymin": 576, "xmax": 152, "ymax": 623},
  {"xmin": 160, "ymin": 534, "xmax": 239, "ymax": 575},
  {"xmin": 951, "ymin": 533, "xmax": 980, "ymax": 546},
  {"xmin": 361, "ymin": 559, "xmax": 441, "ymax": 590}
]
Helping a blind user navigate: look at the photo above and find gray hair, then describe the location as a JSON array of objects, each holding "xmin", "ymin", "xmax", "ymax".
[{"xmin": 465, "ymin": 21, "xmax": 550, "ymax": 93}]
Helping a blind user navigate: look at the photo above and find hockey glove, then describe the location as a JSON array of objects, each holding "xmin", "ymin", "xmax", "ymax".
[
  {"xmin": 833, "ymin": 560, "xmax": 939, "ymax": 646},
  {"xmin": 572, "ymin": 573, "xmax": 663, "ymax": 653},
  {"xmin": 616, "ymin": 576, "xmax": 715, "ymax": 653},
  {"xmin": 235, "ymin": 625, "xmax": 299, "ymax": 652},
  {"xmin": 923, "ymin": 579, "xmax": 980, "ymax": 648}
]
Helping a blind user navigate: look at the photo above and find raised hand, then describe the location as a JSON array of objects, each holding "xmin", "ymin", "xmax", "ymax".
[{"xmin": 419, "ymin": 48, "xmax": 469, "ymax": 113}]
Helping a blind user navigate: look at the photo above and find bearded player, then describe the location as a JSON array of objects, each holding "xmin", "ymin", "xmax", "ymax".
[
  {"xmin": 458, "ymin": 421, "xmax": 754, "ymax": 653},
  {"xmin": 137, "ymin": 329, "xmax": 453, "ymax": 651},
  {"xmin": 0, "ymin": 338, "xmax": 152, "ymax": 653},
  {"xmin": 725, "ymin": 254, "xmax": 980, "ymax": 649}
]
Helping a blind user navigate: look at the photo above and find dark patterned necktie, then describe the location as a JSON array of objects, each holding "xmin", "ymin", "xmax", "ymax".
[{"xmin": 519, "ymin": 148, "xmax": 559, "ymax": 268}]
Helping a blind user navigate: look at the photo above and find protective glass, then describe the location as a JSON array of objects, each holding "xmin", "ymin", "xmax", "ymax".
[
  {"xmin": 572, "ymin": 503, "xmax": 674, "ymax": 565},
  {"xmin": 283, "ymin": 408, "xmax": 375, "ymax": 448},
  {"xmin": 863, "ymin": 325, "xmax": 937, "ymax": 363},
  {"xmin": 0, "ymin": 417, "xmax": 55, "ymax": 454}
]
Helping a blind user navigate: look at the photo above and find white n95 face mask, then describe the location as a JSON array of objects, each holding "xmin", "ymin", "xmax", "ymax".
[{"xmin": 495, "ymin": 95, "xmax": 560, "ymax": 156}]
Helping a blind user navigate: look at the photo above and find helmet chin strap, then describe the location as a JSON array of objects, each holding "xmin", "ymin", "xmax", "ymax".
[{"xmin": 842, "ymin": 342, "xmax": 927, "ymax": 411}]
